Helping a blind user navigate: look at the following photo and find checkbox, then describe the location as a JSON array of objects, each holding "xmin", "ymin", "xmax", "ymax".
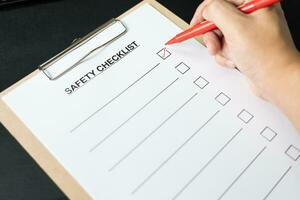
[
  {"xmin": 157, "ymin": 48, "xmax": 171, "ymax": 60},
  {"xmin": 237, "ymin": 109, "xmax": 254, "ymax": 124},
  {"xmin": 285, "ymin": 145, "xmax": 300, "ymax": 161},
  {"xmin": 175, "ymin": 62, "xmax": 190, "ymax": 74},
  {"xmin": 215, "ymin": 92, "xmax": 231, "ymax": 106},
  {"xmin": 260, "ymin": 127, "xmax": 277, "ymax": 142},
  {"xmin": 194, "ymin": 76, "xmax": 209, "ymax": 89}
]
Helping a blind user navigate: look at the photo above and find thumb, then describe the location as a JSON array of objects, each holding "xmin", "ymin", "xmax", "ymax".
[{"xmin": 202, "ymin": 0, "xmax": 247, "ymax": 35}]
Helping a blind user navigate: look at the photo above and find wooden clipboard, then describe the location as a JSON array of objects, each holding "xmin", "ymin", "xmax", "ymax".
[{"xmin": 0, "ymin": 1, "xmax": 203, "ymax": 199}]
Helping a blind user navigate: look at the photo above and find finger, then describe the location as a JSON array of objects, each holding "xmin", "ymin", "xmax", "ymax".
[
  {"xmin": 202, "ymin": 0, "xmax": 247, "ymax": 35},
  {"xmin": 215, "ymin": 53, "xmax": 236, "ymax": 68},
  {"xmin": 190, "ymin": 0, "xmax": 214, "ymax": 25},
  {"xmin": 203, "ymin": 32, "xmax": 222, "ymax": 55},
  {"xmin": 226, "ymin": 0, "xmax": 245, "ymax": 6},
  {"xmin": 191, "ymin": 0, "xmax": 247, "ymax": 26}
]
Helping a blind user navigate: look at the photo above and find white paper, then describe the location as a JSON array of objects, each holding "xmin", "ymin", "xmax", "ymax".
[{"xmin": 2, "ymin": 4, "xmax": 300, "ymax": 200}]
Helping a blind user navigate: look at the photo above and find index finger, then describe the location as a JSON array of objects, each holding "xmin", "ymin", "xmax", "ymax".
[
  {"xmin": 190, "ymin": 0, "xmax": 247, "ymax": 26},
  {"xmin": 190, "ymin": 0, "xmax": 214, "ymax": 26}
]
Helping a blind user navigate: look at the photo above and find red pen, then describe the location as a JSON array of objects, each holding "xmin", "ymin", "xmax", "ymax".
[{"xmin": 165, "ymin": 0, "xmax": 281, "ymax": 45}]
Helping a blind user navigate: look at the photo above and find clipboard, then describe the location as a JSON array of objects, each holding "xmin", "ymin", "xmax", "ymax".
[{"xmin": 0, "ymin": 1, "xmax": 203, "ymax": 199}]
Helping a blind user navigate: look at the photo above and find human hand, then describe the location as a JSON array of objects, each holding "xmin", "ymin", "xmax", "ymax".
[{"xmin": 190, "ymin": 0, "xmax": 300, "ymax": 102}]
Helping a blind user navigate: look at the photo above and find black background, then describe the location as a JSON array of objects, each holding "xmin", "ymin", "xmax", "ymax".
[{"xmin": 0, "ymin": 0, "xmax": 299, "ymax": 199}]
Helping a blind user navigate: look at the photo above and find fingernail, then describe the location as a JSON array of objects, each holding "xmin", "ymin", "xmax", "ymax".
[
  {"xmin": 202, "ymin": 6, "xmax": 208, "ymax": 19},
  {"xmin": 190, "ymin": 17, "xmax": 195, "ymax": 25},
  {"xmin": 202, "ymin": 11, "xmax": 207, "ymax": 19}
]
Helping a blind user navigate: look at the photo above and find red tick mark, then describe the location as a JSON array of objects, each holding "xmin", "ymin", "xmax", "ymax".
[{"xmin": 163, "ymin": 47, "xmax": 167, "ymax": 57}]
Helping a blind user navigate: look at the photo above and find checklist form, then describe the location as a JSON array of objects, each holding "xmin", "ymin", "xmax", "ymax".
[{"xmin": 2, "ymin": 3, "xmax": 300, "ymax": 200}]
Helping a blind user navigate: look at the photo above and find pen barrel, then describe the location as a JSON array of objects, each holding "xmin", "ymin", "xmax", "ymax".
[
  {"xmin": 239, "ymin": 2, "xmax": 256, "ymax": 13},
  {"xmin": 239, "ymin": 0, "xmax": 281, "ymax": 13},
  {"xmin": 175, "ymin": 21, "xmax": 216, "ymax": 42},
  {"xmin": 252, "ymin": 0, "xmax": 281, "ymax": 9},
  {"xmin": 191, "ymin": 21, "xmax": 217, "ymax": 36}
]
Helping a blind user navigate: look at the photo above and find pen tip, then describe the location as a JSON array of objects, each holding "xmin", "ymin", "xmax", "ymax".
[{"xmin": 165, "ymin": 39, "xmax": 174, "ymax": 46}]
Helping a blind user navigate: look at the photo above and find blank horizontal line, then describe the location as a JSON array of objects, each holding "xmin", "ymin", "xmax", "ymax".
[
  {"xmin": 70, "ymin": 63, "xmax": 160, "ymax": 133},
  {"xmin": 172, "ymin": 128, "xmax": 242, "ymax": 200},
  {"xmin": 89, "ymin": 77, "xmax": 180, "ymax": 152},
  {"xmin": 263, "ymin": 166, "xmax": 292, "ymax": 200},
  {"xmin": 217, "ymin": 146, "xmax": 267, "ymax": 200},
  {"xmin": 109, "ymin": 93, "xmax": 198, "ymax": 173},
  {"xmin": 132, "ymin": 110, "xmax": 221, "ymax": 195}
]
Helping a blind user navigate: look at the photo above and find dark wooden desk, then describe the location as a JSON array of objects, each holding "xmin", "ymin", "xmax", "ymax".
[{"xmin": 0, "ymin": 0, "xmax": 299, "ymax": 199}]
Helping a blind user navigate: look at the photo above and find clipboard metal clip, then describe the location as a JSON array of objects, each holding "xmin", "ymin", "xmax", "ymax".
[{"xmin": 38, "ymin": 18, "xmax": 127, "ymax": 80}]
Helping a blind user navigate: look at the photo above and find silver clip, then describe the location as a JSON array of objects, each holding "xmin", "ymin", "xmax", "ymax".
[{"xmin": 38, "ymin": 19, "xmax": 127, "ymax": 80}]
